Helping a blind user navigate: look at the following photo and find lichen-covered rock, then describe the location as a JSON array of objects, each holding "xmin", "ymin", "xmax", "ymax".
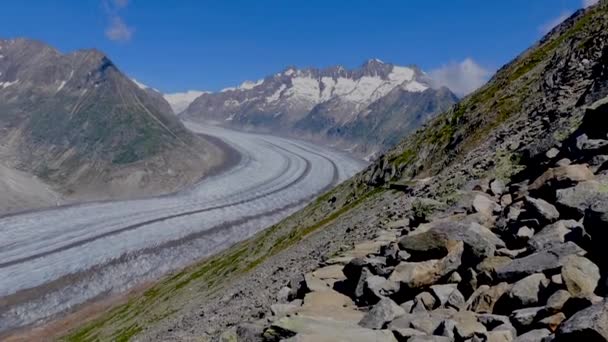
[
  {"xmin": 556, "ymin": 300, "xmax": 608, "ymax": 341},
  {"xmin": 561, "ymin": 255, "xmax": 601, "ymax": 297}
]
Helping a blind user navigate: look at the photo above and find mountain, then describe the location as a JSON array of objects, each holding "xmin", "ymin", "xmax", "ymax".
[
  {"xmin": 0, "ymin": 38, "xmax": 223, "ymax": 213},
  {"xmin": 182, "ymin": 60, "xmax": 457, "ymax": 158},
  {"xmin": 65, "ymin": 2, "xmax": 608, "ymax": 341},
  {"xmin": 164, "ymin": 90, "xmax": 209, "ymax": 114}
]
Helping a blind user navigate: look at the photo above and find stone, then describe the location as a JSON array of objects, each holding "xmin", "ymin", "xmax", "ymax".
[
  {"xmin": 546, "ymin": 290, "xmax": 571, "ymax": 313},
  {"xmin": 304, "ymin": 272, "xmax": 333, "ymax": 292},
  {"xmin": 556, "ymin": 300, "xmax": 608, "ymax": 340},
  {"xmin": 528, "ymin": 220, "xmax": 584, "ymax": 252},
  {"xmin": 557, "ymin": 158, "xmax": 572, "ymax": 167},
  {"xmin": 510, "ymin": 307, "xmax": 545, "ymax": 329},
  {"xmin": 408, "ymin": 336, "xmax": 452, "ymax": 342},
  {"xmin": 501, "ymin": 194, "xmax": 514, "ymax": 207},
  {"xmin": 505, "ymin": 273, "xmax": 549, "ymax": 308},
  {"xmin": 538, "ymin": 312, "xmax": 566, "ymax": 332},
  {"xmin": 530, "ymin": 165, "xmax": 595, "ymax": 192},
  {"xmin": 403, "ymin": 221, "xmax": 504, "ymax": 262},
  {"xmin": 497, "ymin": 247, "xmax": 527, "ymax": 258},
  {"xmin": 477, "ymin": 314, "xmax": 512, "ymax": 329},
  {"xmin": 354, "ymin": 267, "xmax": 373, "ymax": 301},
  {"xmin": 236, "ymin": 323, "xmax": 265, "ymax": 341},
  {"xmin": 298, "ymin": 291, "xmax": 364, "ymax": 322},
  {"xmin": 278, "ymin": 286, "xmax": 292, "ymax": 303},
  {"xmin": 219, "ymin": 327, "xmax": 238, "ymax": 342},
  {"xmin": 467, "ymin": 283, "xmax": 511, "ymax": 314},
  {"xmin": 576, "ymin": 133, "xmax": 608, "ymax": 152},
  {"xmin": 289, "ymin": 274, "xmax": 307, "ymax": 299},
  {"xmin": 447, "ymin": 289, "xmax": 466, "ymax": 310},
  {"xmin": 550, "ymin": 274, "xmax": 563, "ymax": 286},
  {"xmin": 430, "ymin": 284, "xmax": 459, "ymax": 307},
  {"xmin": 495, "ymin": 242, "xmax": 586, "ymax": 282},
  {"xmin": 474, "ymin": 193, "xmax": 501, "ymax": 217},
  {"xmin": 491, "ymin": 179, "xmax": 507, "ymax": 196},
  {"xmin": 586, "ymin": 196, "xmax": 608, "ymax": 234},
  {"xmin": 391, "ymin": 328, "xmax": 425, "ymax": 341},
  {"xmin": 447, "ymin": 271, "xmax": 462, "ymax": 284},
  {"xmin": 546, "ymin": 148, "xmax": 560, "ymax": 159},
  {"xmin": 557, "ymin": 181, "xmax": 608, "ymax": 216},
  {"xmin": 364, "ymin": 275, "xmax": 400, "ymax": 302},
  {"xmin": 265, "ymin": 316, "xmax": 398, "ymax": 342},
  {"xmin": 493, "ymin": 324, "xmax": 518, "ymax": 340},
  {"xmin": 484, "ymin": 330, "xmax": 514, "ymax": 342},
  {"xmin": 399, "ymin": 300, "xmax": 414, "ymax": 314},
  {"xmin": 477, "ymin": 256, "xmax": 513, "ymax": 274},
  {"xmin": 516, "ymin": 226, "xmax": 535, "ymax": 241},
  {"xmin": 524, "ymin": 196, "xmax": 560, "ymax": 224},
  {"xmin": 359, "ymin": 297, "xmax": 406, "ymax": 329},
  {"xmin": 515, "ymin": 329, "xmax": 551, "ymax": 342},
  {"xmin": 436, "ymin": 319, "xmax": 457, "ymax": 339},
  {"xmin": 452, "ymin": 311, "xmax": 487, "ymax": 339},
  {"xmin": 561, "ymin": 255, "xmax": 601, "ymax": 297},
  {"xmin": 388, "ymin": 242, "xmax": 463, "ymax": 290},
  {"xmin": 388, "ymin": 310, "xmax": 455, "ymax": 335},
  {"xmin": 271, "ymin": 300, "xmax": 303, "ymax": 318},
  {"xmin": 412, "ymin": 292, "xmax": 437, "ymax": 311},
  {"xmin": 398, "ymin": 230, "xmax": 452, "ymax": 260}
]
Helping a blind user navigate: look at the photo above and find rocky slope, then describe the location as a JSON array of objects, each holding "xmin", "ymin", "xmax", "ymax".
[
  {"xmin": 0, "ymin": 38, "xmax": 223, "ymax": 213},
  {"xmin": 164, "ymin": 90, "xmax": 209, "ymax": 114},
  {"xmin": 182, "ymin": 60, "xmax": 457, "ymax": 158},
  {"xmin": 62, "ymin": 2, "xmax": 608, "ymax": 341}
]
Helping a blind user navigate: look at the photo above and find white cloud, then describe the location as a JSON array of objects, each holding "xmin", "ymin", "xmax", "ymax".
[
  {"xmin": 428, "ymin": 58, "xmax": 492, "ymax": 97},
  {"xmin": 583, "ymin": 0, "xmax": 599, "ymax": 7},
  {"xmin": 539, "ymin": 11, "xmax": 573, "ymax": 34},
  {"xmin": 103, "ymin": 0, "xmax": 134, "ymax": 43},
  {"xmin": 105, "ymin": 16, "xmax": 134, "ymax": 42}
]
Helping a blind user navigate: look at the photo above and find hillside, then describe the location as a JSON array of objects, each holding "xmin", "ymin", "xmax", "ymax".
[
  {"xmin": 183, "ymin": 60, "xmax": 457, "ymax": 158},
  {"xmin": 62, "ymin": 2, "xmax": 608, "ymax": 341},
  {"xmin": 0, "ymin": 39, "xmax": 224, "ymax": 213}
]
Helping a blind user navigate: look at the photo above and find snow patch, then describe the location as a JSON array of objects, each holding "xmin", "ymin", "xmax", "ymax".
[
  {"xmin": 285, "ymin": 76, "xmax": 320, "ymax": 103},
  {"xmin": 56, "ymin": 80, "xmax": 67, "ymax": 92},
  {"xmin": 284, "ymin": 68, "xmax": 295, "ymax": 76},
  {"xmin": 0, "ymin": 80, "xmax": 18, "ymax": 89},
  {"xmin": 402, "ymin": 80, "xmax": 428, "ymax": 92},
  {"xmin": 267, "ymin": 84, "xmax": 287, "ymax": 103},
  {"xmin": 388, "ymin": 66, "xmax": 415, "ymax": 82},
  {"xmin": 239, "ymin": 79, "xmax": 264, "ymax": 90}
]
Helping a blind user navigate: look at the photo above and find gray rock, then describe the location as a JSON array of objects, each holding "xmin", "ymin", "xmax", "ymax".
[
  {"xmin": 586, "ymin": 196, "xmax": 608, "ymax": 234},
  {"xmin": 430, "ymin": 284, "xmax": 459, "ymax": 307},
  {"xmin": 484, "ymin": 329, "xmax": 515, "ymax": 342},
  {"xmin": 517, "ymin": 226, "xmax": 535, "ymax": 241},
  {"xmin": 446, "ymin": 290, "xmax": 466, "ymax": 310},
  {"xmin": 538, "ymin": 312, "xmax": 566, "ymax": 332},
  {"xmin": 388, "ymin": 242, "xmax": 463, "ymax": 290},
  {"xmin": 409, "ymin": 336, "xmax": 452, "ymax": 342},
  {"xmin": 530, "ymin": 165, "xmax": 595, "ymax": 192},
  {"xmin": 510, "ymin": 307, "xmax": 545, "ymax": 328},
  {"xmin": 506, "ymin": 273, "xmax": 549, "ymax": 308},
  {"xmin": 365, "ymin": 275, "xmax": 400, "ymax": 301},
  {"xmin": 277, "ymin": 286, "xmax": 292, "ymax": 303},
  {"xmin": 359, "ymin": 297, "xmax": 406, "ymax": 329},
  {"xmin": 236, "ymin": 323, "xmax": 265, "ymax": 341},
  {"xmin": 391, "ymin": 327, "xmax": 426, "ymax": 341},
  {"xmin": 576, "ymin": 134, "xmax": 608, "ymax": 152},
  {"xmin": 557, "ymin": 181, "xmax": 608, "ymax": 215},
  {"xmin": 546, "ymin": 290, "xmax": 571, "ymax": 313},
  {"xmin": 495, "ymin": 242, "xmax": 586, "ymax": 282},
  {"xmin": 467, "ymin": 283, "xmax": 511, "ymax": 314},
  {"xmin": 436, "ymin": 319, "xmax": 457, "ymax": 339},
  {"xmin": 491, "ymin": 179, "xmax": 507, "ymax": 196},
  {"xmin": 515, "ymin": 329, "xmax": 551, "ymax": 342},
  {"xmin": 546, "ymin": 148, "xmax": 561, "ymax": 159},
  {"xmin": 413, "ymin": 292, "xmax": 437, "ymax": 311},
  {"xmin": 474, "ymin": 193, "xmax": 501, "ymax": 216},
  {"xmin": 477, "ymin": 314, "xmax": 512, "ymax": 329},
  {"xmin": 528, "ymin": 220, "xmax": 584, "ymax": 252},
  {"xmin": 561, "ymin": 255, "xmax": 600, "ymax": 297},
  {"xmin": 271, "ymin": 300, "xmax": 303, "ymax": 318},
  {"xmin": 525, "ymin": 196, "xmax": 559, "ymax": 224},
  {"xmin": 556, "ymin": 300, "xmax": 608, "ymax": 340}
]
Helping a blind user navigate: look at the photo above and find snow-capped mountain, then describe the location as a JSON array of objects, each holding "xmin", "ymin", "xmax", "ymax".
[
  {"xmin": 164, "ymin": 90, "xmax": 209, "ymax": 114},
  {"xmin": 183, "ymin": 59, "xmax": 458, "ymax": 157}
]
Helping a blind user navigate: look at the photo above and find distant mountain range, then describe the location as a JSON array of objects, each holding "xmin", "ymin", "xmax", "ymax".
[
  {"xmin": 181, "ymin": 59, "xmax": 458, "ymax": 158},
  {"xmin": 0, "ymin": 38, "xmax": 222, "ymax": 213}
]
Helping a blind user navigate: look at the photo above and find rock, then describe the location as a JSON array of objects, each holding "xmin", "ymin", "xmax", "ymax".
[
  {"xmin": 556, "ymin": 300, "xmax": 608, "ymax": 341},
  {"xmin": 447, "ymin": 289, "xmax": 466, "ymax": 310},
  {"xmin": 528, "ymin": 220, "xmax": 584, "ymax": 252},
  {"xmin": 524, "ymin": 196, "xmax": 559, "ymax": 224},
  {"xmin": 298, "ymin": 291, "xmax": 364, "ymax": 322},
  {"xmin": 219, "ymin": 327, "xmax": 238, "ymax": 342},
  {"xmin": 546, "ymin": 290, "xmax": 571, "ymax": 313},
  {"xmin": 359, "ymin": 297, "xmax": 406, "ymax": 329},
  {"xmin": 430, "ymin": 284, "xmax": 459, "ymax": 307},
  {"xmin": 477, "ymin": 314, "xmax": 512, "ymax": 329},
  {"xmin": 562, "ymin": 294, "xmax": 604, "ymax": 316},
  {"xmin": 503, "ymin": 273, "xmax": 549, "ymax": 309},
  {"xmin": 436, "ymin": 319, "xmax": 457, "ymax": 339},
  {"xmin": 400, "ymin": 300, "xmax": 415, "ymax": 314},
  {"xmin": 551, "ymin": 274, "xmax": 563, "ymax": 286},
  {"xmin": 265, "ymin": 316, "xmax": 398, "ymax": 342},
  {"xmin": 391, "ymin": 327, "xmax": 425, "ymax": 341},
  {"xmin": 493, "ymin": 324, "xmax": 518, "ymax": 340},
  {"xmin": 510, "ymin": 307, "xmax": 545, "ymax": 329},
  {"xmin": 447, "ymin": 272, "xmax": 462, "ymax": 284},
  {"xmin": 477, "ymin": 256, "xmax": 513, "ymax": 274},
  {"xmin": 398, "ymin": 230, "xmax": 452, "ymax": 260},
  {"xmin": 236, "ymin": 323, "xmax": 265, "ymax": 341},
  {"xmin": 497, "ymin": 247, "xmax": 527, "ymax": 258},
  {"xmin": 412, "ymin": 292, "xmax": 437, "ymax": 311},
  {"xmin": 495, "ymin": 242, "xmax": 586, "ymax": 282},
  {"xmin": 491, "ymin": 179, "xmax": 507, "ymax": 196},
  {"xmin": 576, "ymin": 133, "xmax": 608, "ymax": 152},
  {"xmin": 364, "ymin": 275, "xmax": 400, "ymax": 302},
  {"xmin": 517, "ymin": 226, "xmax": 535, "ymax": 241},
  {"xmin": 474, "ymin": 193, "xmax": 501, "ymax": 217},
  {"xmin": 515, "ymin": 329, "xmax": 551, "ymax": 342},
  {"xmin": 388, "ymin": 242, "xmax": 463, "ymax": 290},
  {"xmin": 556, "ymin": 181, "xmax": 608, "ymax": 216},
  {"xmin": 388, "ymin": 310, "xmax": 455, "ymax": 335},
  {"xmin": 304, "ymin": 272, "xmax": 333, "ymax": 292},
  {"xmin": 271, "ymin": 300, "xmax": 303, "ymax": 317},
  {"xmin": 561, "ymin": 255, "xmax": 600, "ymax": 297},
  {"xmin": 404, "ymin": 221, "xmax": 504, "ymax": 262},
  {"xmin": 538, "ymin": 312, "xmax": 566, "ymax": 332},
  {"xmin": 289, "ymin": 274, "xmax": 307, "ymax": 299},
  {"xmin": 501, "ymin": 194, "xmax": 514, "ymax": 207},
  {"xmin": 354, "ymin": 267, "xmax": 373, "ymax": 301},
  {"xmin": 484, "ymin": 330, "xmax": 515, "ymax": 342},
  {"xmin": 467, "ymin": 283, "xmax": 511, "ymax": 314},
  {"xmin": 530, "ymin": 165, "xmax": 595, "ymax": 193},
  {"xmin": 408, "ymin": 336, "xmax": 452, "ymax": 342},
  {"xmin": 546, "ymin": 148, "xmax": 561, "ymax": 159},
  {"xmin": 586, "ymin": 196, "xmax": 608, "ymax": 235},
  {"xmin": 451, "ymin": 311, "xmax": 487, "ymax": 339},
  {"xmin": 278, "ymin": 286, "xmax": 292, "ymax": 303}
]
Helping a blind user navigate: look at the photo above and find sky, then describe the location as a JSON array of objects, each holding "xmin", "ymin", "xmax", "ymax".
[{"xmin": 0, "ymin": 0, "xmax": 599, "ymax": 94}]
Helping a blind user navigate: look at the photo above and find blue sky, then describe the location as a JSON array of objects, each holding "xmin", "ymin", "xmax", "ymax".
[{"xmin": 0, "ymin": 0, "xmax": 597, "ymax": 93}]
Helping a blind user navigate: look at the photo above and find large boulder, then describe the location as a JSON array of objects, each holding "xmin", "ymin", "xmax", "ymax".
[
  {"xmin": 557, "ymin": 180, "xmax": 608, "ymax": 216},
  {"xmin": 467, "ymin": 283, "xmax": 512, "ymax": 314},
  {"xmin": 388, "ymin": 242, "xmax": 463, "ymax": 290},
  {"xmin": 504, "ymin": 273, "xmax": 549, "ymax": 308},
  {"xmin": 529, "ymin": 165, "xmax": 595, "ymax": 193},
  {"xmin": 556, "ymin": 300, "xmax": 608, "ymax": 341},
  {"xmin": 359, "ymin": 297, "xmax": 406, "ymax": 329},
  {"xmin": 524, "ymin": 196, "xmax": 560, "ymax": 224},
  {"xmin": 561, "ymin": 255, "xmax": 601, "ymax": 297},
  {"xmin": 528, "ymin": 220, "xmax": 585, "ymax": 252}
]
